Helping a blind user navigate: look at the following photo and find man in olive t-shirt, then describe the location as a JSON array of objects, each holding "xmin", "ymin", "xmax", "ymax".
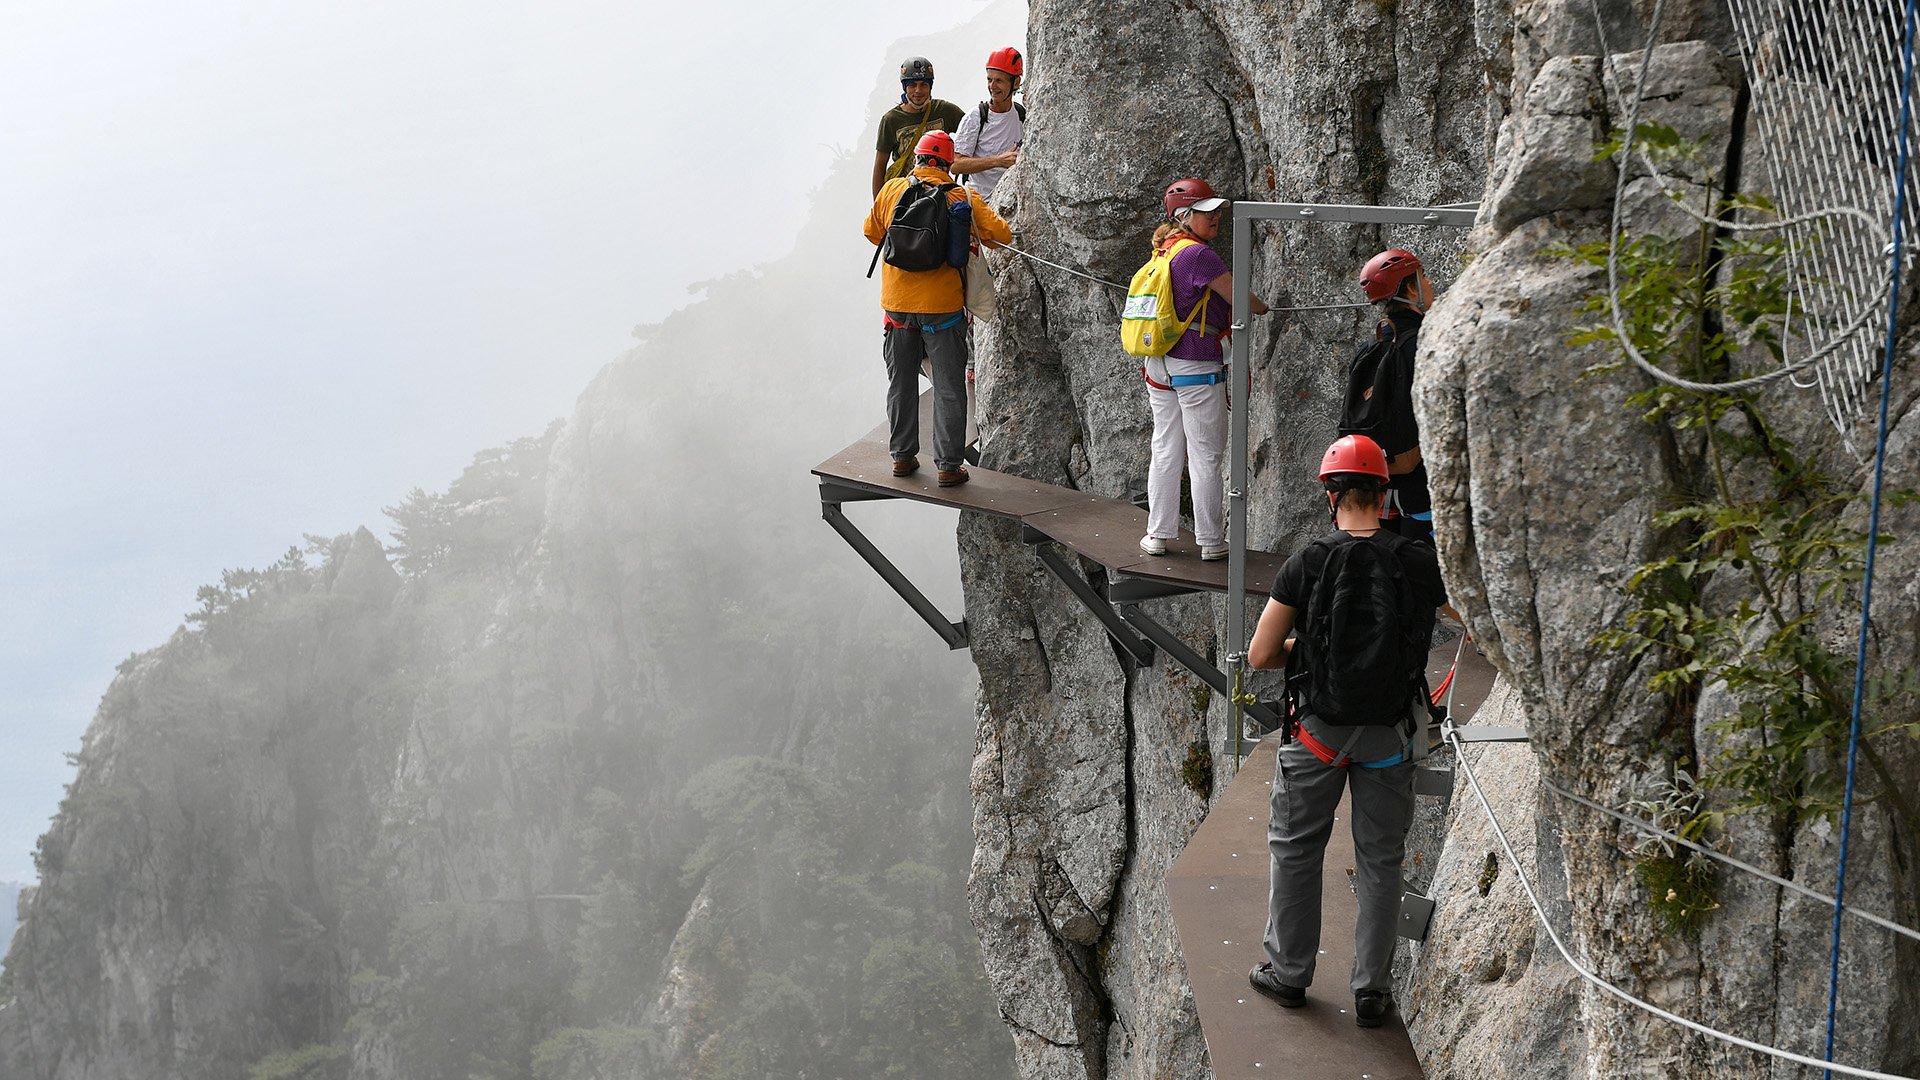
[{"xmin": 872, "ymin": 56, "xmax": 966, "ymax": 195}]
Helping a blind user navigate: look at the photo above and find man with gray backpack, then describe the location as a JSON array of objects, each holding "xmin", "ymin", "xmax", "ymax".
[
  {"xmin": 1244, "ymin": 434, "xmax": 1447, "ymax": 1029},
  {"xmin": 862, "ymin": 130, "xmax": 1011, "ymax": 486}
]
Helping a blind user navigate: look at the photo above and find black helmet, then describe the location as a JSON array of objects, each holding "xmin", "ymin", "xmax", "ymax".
[{"xmin": 900, "ymin": 56, "xmax": 935, "ymax": 84}]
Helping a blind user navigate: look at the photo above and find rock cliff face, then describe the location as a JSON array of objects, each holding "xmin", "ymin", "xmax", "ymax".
[{"xmin": 967, "ymin": 0, "xmax": 1920, "ymax": 1077}]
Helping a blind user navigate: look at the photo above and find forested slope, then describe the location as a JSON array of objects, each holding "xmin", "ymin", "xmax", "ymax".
[{"xmin": 0, "ymin": 11, "xmax": 1021, "ymax": 1076}]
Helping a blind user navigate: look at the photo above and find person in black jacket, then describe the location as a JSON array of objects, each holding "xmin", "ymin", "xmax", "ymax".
[
  {"xmin": 1352, "ymin": 249, "xmax": 1435, "ymax": 544},
  {"xmin": 1245, "ymin": 435, "xmax": 1447, "ymax": 1029}
]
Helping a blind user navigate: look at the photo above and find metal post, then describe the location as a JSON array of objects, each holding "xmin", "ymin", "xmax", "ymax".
[
  {"xmin": 1226, "ymin": 207, "xmax": 1253, "ymax": 771},
  {"xmin": 1215, "ymin": 200, "xmax": 1479, "ymax": 770}
]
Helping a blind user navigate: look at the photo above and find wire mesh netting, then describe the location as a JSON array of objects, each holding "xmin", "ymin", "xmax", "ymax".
[{"xmin": 1725, "ymin": 0, "xmax": 1920, "ymax": 444}]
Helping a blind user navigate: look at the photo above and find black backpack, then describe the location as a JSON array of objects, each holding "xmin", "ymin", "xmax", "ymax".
[
  {"xmin": 881, "ymin": 179, "xmax": 958, "ymax": 272},
  {"xmin": 1287, "ymin": 532, "xmax": 1427, "ymax": 727},
  {"xmin": 1338, "ymin": 319, "xmax": 1418, "ymax": 455},
  {"xmin": 973, "ymin": 99, "xmax": 1027, "ymax": 132}
]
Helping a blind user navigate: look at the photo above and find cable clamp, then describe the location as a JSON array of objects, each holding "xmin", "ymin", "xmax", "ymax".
[{"xmin": 1229, "ymin": 662, "xmax": 1259, "ymax": 708}]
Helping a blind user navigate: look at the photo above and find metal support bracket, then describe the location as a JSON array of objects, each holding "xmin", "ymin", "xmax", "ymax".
[
  {"xmin": 1023, "ymin": 529, "xmax": 1155, "ymax": 667},
  {"xmin": 820, "ymin": 487, "xmax": 968, "ymax": 651},
  {"xmin": 1442, "ymin": 720, "xmax": 1529, "ymax": 744},
  {"xmin": 1398, "ymin": 891, "xmax": 1437, "ymax": 942},
  {"xmin": 1106, "ymin": 574, "xmax": 1204, "ymax": 604},
  {"xmin": 1117, "ymin": 603, "xmax": 1280, "ymax": 730},
  {"xmin": 819, "ymin": 481, "xmax": 900, "ymax": 505}
]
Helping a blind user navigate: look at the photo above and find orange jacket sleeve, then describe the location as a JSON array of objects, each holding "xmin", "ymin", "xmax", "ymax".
[
  {"xmin": 864, "ymin": 180, "xmax": 903, "ymax": 246},
  {"xmin": 967, "ymin": 189, "xmax": 1012, "ymax": 246}
]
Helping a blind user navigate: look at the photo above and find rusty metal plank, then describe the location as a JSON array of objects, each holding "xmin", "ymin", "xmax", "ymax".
[
  {"xmin": 813, "ymin": 443, "xmax": 1087, "ymax": 519},
  {"xmin": 1111, "ymin": 545, "xmax": 1291, "ymax": 598},
  {"xmin": 1020, "ymin": 499, "xmax": 1287, "ymax": 597}
]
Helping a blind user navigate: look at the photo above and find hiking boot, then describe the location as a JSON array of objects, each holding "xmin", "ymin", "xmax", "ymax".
[
  {"xmin": 1200, "ymin": 544, "xmax": 1228, "ymax": 561},
  {"xmin": 1355, "ymin": 989, "xmax": 1392, "ymax": 1028},
  {"xmin": 892, "ymin": 458, "xmax": 919, "ymax": 477},
  {"xmin": 1248, "ymin": 963, "xmax": 1305, "ymax": 1008},
  {"xmin": 937, "ymin": 468, "xmax": 969, "ymax": 487},
  {"xmin": 1139, "ymin": 534, "xmax": 1168, "ymax": 556}
]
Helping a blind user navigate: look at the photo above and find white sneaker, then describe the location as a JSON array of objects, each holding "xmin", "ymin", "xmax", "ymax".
[
  {"xmin": 1200, "ymin": 544, "xmax": 1228, "ymax": 561},
  {"xmin": 1139, "ymin": 534, "xmax": 1168, "ymax": 556}
]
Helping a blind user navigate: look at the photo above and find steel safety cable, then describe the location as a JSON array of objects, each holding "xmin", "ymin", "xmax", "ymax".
[
  {"xmin": 1535, "ymin": 773, "xmax": 1920, "ymax": 944},
  {"xmin": 1444, "ymin": 732, "xmax": 1920, "ymax": 1080},
  {"xmin": 1825, "ymin": 0, "xmax": 1920, "ymax": 1072},
  {"xmin": 984, "ymin": 241, "xmax": 1377, "ymax": 314},
  {"xmin": 985, "ymin": 239, "xmax": 1127, "ymax": 291}
]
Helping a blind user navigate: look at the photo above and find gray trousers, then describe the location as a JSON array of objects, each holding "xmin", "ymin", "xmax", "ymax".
[
  {"xmin": 883, "ymin": 311, "xmax": 968, "ymax": 470},
  {"xmin": 1264, "ymin": 738, "xmax": 1414, "ymax": 993}
]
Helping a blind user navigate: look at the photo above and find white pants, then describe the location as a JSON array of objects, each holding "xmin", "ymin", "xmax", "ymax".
[{"xmin": 1145, "ymin": 379, "xmax": 1227, "ymax": 548}]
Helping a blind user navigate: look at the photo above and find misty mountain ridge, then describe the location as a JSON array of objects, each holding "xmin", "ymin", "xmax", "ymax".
[
  {"xmin": 0, "ymin": 882, "xmax": 21, "ymax": 972},
  {"xmin": 1, "ymin": 5, "xmax": 1025, "ymax": 1079}
]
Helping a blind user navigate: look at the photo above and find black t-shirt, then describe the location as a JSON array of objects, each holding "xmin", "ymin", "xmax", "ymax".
[{"xmin": 1271, "ymin": 529, "xmax": 1448, "ymax": 656}]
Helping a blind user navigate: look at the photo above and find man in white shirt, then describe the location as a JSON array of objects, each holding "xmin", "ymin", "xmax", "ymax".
[{"xmin": 951, "ymin": 47, "xmax": 1025, "ymax": 201}]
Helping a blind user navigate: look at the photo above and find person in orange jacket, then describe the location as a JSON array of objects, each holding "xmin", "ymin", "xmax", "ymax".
[{"xmin": 863, "ymin": 131, "xmax": 1012, "ymax": 487}]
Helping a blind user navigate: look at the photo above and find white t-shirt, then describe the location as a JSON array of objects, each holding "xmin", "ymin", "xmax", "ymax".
[{"xmin": 952, "ymin": 101, "xmax": 1024, "ymax": 200}]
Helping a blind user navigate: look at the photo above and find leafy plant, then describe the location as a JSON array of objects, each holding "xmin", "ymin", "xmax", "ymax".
[
  {"xmin": 1621, "ymin": 767, "xmax": 1719, "ymax": 929},
  {"xmin": 1567, "ymin": 126, "xmax": 1920, "ymax": 923}
]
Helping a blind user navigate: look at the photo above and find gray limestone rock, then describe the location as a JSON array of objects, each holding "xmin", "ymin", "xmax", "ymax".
[{"xmin": 968, "ymin": 3, "xmax": 1920, "ymax": 1078}]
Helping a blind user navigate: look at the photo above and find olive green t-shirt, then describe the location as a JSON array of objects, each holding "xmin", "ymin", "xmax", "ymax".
[{"xmin": 875, "ymin": 99, "xmax": 967, "ymax": 181}]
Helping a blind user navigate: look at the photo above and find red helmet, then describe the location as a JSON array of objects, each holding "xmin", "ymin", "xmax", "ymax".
[
  {"xmin": 1360, "ymin": 249, "xmax": 1424, "ymax": 302},
  {"xmin": 987, "ymin": 47, "xmax": 1024, "ymax": 79},
  {"xmin": 1318, "ymin": 435, "xmax": 1390, "ymax": 482},
  {"xmin": 914, "ymin": 130, "xmax": 955, "ymax": 165},
  {"xmin": 1163, "ymin": 177, "xmax": 1227, "ymax": 218}
]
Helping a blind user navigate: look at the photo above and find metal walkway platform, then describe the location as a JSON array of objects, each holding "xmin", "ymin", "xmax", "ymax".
[
  {"xmin": 812, "ymin": 394, "xmax": 1288, "ymax": 595},
  {"xmin": 1167, "ymin": 639, "xmax": 1501, "ymax": 1080},
  {"xmin": 814, "ymin": 391, "xmax": 1290, "ymax": 730}
]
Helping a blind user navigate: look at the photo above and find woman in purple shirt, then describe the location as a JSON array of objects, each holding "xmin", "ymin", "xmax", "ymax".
[{"xmin": 1139, "ymin": 177, "xmax": 1270, "ymax": 559}]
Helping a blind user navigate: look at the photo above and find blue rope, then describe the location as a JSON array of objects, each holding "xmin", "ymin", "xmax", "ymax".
[{"xmin": 1823, "ymin": 1, "xmax": 1919, "ymax": 1073}]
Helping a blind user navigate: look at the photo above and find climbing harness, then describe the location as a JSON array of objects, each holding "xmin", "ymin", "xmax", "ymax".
[
  {"xmin": 1428, "ymin": 629, "xmax": 1464, "ymax": 706},
  {"xmin": 883, "ymin": 312, "xmax": 967, "ymax": 334},
  {"xmin": 1292, "ymin": 721, "xmax": 1414, "ymax": 769},
  {"xmin": 1141, "ymin": 367, "xmax": 1227, "ymax": 390}
]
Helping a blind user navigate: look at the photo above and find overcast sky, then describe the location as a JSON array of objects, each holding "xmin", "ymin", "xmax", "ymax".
[{"xmin": 0, "ymin": 0, "xmax": 1013, "ymax": 884}]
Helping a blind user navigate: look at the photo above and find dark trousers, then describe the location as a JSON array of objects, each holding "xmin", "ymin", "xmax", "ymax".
[
  {"xmin": 883, "ymin": 311, "xmax": 967, "ymax": 471},
  {"xmin": 1263, "ymin": 739, "xmax": 1414, "ymax": 992}
]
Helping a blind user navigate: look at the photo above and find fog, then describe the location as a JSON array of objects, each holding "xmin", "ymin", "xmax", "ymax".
[
  {"xmin": 2, "ymin": 1, "xmax": 1034, "ymax": 1074},
  {"xmin": 0, "ymin": 0, "xmax": 996, "ymax": 885}
]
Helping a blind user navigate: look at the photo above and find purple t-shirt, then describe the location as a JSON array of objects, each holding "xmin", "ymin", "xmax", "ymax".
[{"xmin": 1168, "ymin": 241, "xmax": 1230, "ymax": 361}]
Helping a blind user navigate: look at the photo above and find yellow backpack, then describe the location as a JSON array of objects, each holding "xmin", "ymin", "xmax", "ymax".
[{"xmin": 1120, "ymin": 237, "xmax": 1211, "ymax": 357}]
